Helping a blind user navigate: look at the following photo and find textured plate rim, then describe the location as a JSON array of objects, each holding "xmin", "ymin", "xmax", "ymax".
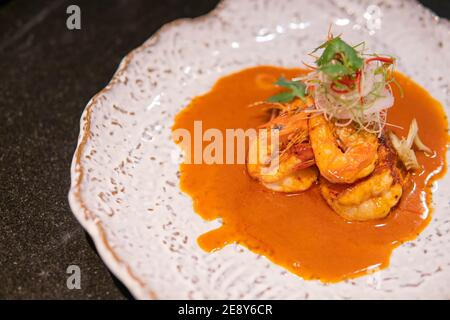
[{"xmin": 67, "ymin": 1, "xmax": 228, "ymax": 299}]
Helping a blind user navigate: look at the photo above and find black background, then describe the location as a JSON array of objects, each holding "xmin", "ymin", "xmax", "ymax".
[{"xmin": 0, "ymin": 0, "xmax": 448, "ymax": 299}]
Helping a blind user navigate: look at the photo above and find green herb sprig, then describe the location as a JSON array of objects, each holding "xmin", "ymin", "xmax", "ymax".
[
  {"xmin": 267, "ymin": 77, "xmax": 307, "ymax": 103},
  {"xmin": 313, "ymin": 37, "xmax": 363, "ymax": 79}
]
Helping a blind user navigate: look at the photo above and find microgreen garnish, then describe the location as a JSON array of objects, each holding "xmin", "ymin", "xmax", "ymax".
[
  {"xmin": 316, "ymin": 37, "xmax": 363, "ymax": 77},
  {"xmin": 318, "ymin": 64, "xmax": 353, "ymax": 78},
  {"xmin": 308, "ymin": 34, "xmax": 399, "ymax": 135},
  {"xmin": 256, "ymin": 31, "xmax": 402, "ymax": 136},
  {"xmin": 267, "ymin": 76, "xmax": 307, "ymax": 103}
]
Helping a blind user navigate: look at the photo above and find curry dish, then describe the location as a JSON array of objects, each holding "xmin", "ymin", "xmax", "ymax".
[{"xmin": 173, "ymin": 35, "xmax": 448, "ymax": 282}]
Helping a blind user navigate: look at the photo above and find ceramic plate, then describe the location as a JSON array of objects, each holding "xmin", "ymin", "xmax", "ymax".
[{"xmin": 69, "ymin": 0, "xmax": 450, "ymax": 299}]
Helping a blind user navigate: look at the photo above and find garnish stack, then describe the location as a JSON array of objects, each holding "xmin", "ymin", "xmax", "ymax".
[
  {"xmin": 266, "ymin": 33, "xmax": 432, "ymax": 171},
  {"xmin": 268, "ymin": 34, "xmax": 398, "ymax": 135}
]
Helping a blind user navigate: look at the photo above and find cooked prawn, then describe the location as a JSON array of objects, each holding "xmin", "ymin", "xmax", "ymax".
[
  {"xmin": 262, "ymin": 166, "xmax": 319, "ymax": 193},
  {"xmin": 247, "ymin": 99, "xmax": 317, "ymax": 192},
  {"xmin": 320, "ymin": 137, "xmax": 403, "ymax": 221},
  {"xmin": 309, "ymin": 114, "xmax": 378, "ymax": 184}
]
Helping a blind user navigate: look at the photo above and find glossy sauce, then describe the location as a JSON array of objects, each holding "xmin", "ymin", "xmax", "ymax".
[{"xmin": 172, "ymin": 66, "xmax": 448, "ymax": 282}]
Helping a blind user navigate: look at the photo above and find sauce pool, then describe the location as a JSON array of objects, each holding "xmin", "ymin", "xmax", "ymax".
[{"xmin": 172, "ymin": 66, "xmax": 448, "ymax": 282}]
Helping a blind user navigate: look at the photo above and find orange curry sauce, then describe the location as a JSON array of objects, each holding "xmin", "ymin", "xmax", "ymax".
[{"xmin": 172, "ymin": 66, "xmax": 448, "ymax": 282}]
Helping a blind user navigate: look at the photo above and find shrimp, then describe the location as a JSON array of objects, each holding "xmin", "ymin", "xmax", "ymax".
[
  {"xmin": 262, "ymin": 166, "xmax": 319, "ymax": 193},
  {"xmin": 320, "ymin": 137, "xmax": 403, "ymax": 221},
  {"xmin": 247, "ymin": 99, "xmax": 317, "ymax": 192},
  {"xmin": 247, "ymin": 137, "xmax": 315, "ymax": 182},
  {"xmin": 309, "ymin": 114, "xmax": 378, "ymax": 184}
]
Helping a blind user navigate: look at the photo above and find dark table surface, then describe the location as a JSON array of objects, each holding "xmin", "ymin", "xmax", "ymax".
[{"xmin": 0, "ymin": 0, "xmax": 448, "ymax": 300}]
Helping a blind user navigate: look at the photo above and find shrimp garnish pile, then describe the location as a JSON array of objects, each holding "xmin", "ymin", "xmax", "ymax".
[{"xmin": 246, "ymin": 34, "xmax": 432, "ymax": 221}]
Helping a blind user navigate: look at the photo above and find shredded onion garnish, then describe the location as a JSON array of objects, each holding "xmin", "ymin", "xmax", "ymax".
[
  {"xmin": 261, "ymin": 34, "xmax": 433, "ymax": 171},
  {"xmin": 294, "ymin": 52, "xmax": 397, "ymax": 136},
  {"xmin": 389, "ymin": 119, "xmax": 432, "ymax": 171}
]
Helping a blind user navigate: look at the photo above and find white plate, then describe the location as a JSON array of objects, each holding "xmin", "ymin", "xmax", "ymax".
[{"xmin": 69, "ymin": 0, "xmax": 450, "ymax": 299}]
